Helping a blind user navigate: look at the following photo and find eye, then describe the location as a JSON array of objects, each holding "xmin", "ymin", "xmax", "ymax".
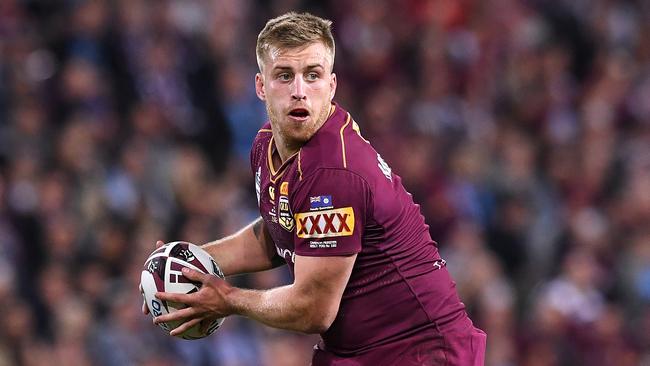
[
  {"xmin": 305, "ymin": 72, "xmax": 319, "ymax": 81},
  {"xmin": 277, "ymin": 73, "xmax": 292, "ymax": 81}
]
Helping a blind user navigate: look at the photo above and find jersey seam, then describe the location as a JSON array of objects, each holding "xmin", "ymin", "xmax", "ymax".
[
  {"xmin": 380, "ymin": 223, "xmax": 436, "ymax": 324},
  {"xmin": 251, "ymin": 132, "xmax": 272, "ymax": 175},
  {"xmin": 339, "ymin": 113, "xmax": 351, "ymax": 168}
]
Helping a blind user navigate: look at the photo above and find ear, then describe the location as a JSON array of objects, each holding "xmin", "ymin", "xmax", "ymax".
[
  {"xmin": 255, "ymin": 73, "xmax": 266, "ymax": 101},
  {"xmin": 329, "ymin": 73, "xmax": 337, "ymax": 101}
]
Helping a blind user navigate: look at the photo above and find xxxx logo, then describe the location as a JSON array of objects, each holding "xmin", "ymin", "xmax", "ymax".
[{"xmin": 294, "ymin": 207, "xmax": 354, "ymax": 238}]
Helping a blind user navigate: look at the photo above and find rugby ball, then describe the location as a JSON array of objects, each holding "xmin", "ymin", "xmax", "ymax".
[{"xmin": 140, "ymin": 241, "xmax": 225, "ymax": 339}]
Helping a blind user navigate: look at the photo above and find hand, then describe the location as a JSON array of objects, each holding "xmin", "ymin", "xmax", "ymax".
[
  {"xmin": 153, "ymin": 267, "xmax": 234, "ymax": 337},
  {"xmin": 142, "ymin": 240, "xmax": 165, "ymax": 315}
]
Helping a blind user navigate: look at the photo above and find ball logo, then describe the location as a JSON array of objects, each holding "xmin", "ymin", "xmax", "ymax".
[
  {"xmin": 177, "ymin": 249, "xmax": 195, "ymax": 262},
  {"xmin": 168, "ymin": 262, "xmax": 194, "ymax": 284},
  {"xmin": 294, "ymin": 207, "xmax": 354, "ymax": 238},
  {"xmin": 147, "ymin": 259, "xmax": 159, "ymax": 274},
  {"xmin": 150, "ymin": 299, "xmax": 164, "ymax": 318},
  {"xmin": 211, "ymin": 259, "xmax": 225, "ymax": 278},
  {"xmin": 146, "ymin": 257, "xmax": 166, "ymax": 280}
]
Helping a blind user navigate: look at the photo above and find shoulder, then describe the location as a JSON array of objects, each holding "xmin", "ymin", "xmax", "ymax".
[
  {"xmin": 250, "ymin": 122, "xmax": 273, "ymax": 170},
  {"xmin": 290, "ymin": 167, "xmax": 372, "ymax": 222},
  {"xmin": 253, "ymin": 122, "xmax": 273, "ymax": 145},
  {"xmin": 299, "ymin": 104, "xmax": 378, "ymax": 183},
  {"xmin": 298, "ymin": 105, "xmax": 355, "ymax": 177}
]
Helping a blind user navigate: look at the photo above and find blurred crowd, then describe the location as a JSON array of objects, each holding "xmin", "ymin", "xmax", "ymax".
[{"xmin": 0, "ymin": 0, "xmax": 648, "ymax": 365}]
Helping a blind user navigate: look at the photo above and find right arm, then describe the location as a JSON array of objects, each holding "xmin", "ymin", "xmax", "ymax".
[
  {"xmin": 202, "ymin": 217, "xmax": 284, "ymax": 276},
  {"xmin": 143, "ymin": 217, "xmax": 280, "ymax": 315}
]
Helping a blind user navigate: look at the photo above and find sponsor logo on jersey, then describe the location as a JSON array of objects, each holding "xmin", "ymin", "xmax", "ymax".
[
  {"xmin": 295, "ymin": 207, "xmax": 354, "ymax": 238},
  {"xmin": 377, "ymin": 153, "xmax": 392, "ymax": 181},
  {"xmin": 278, "ymin": 195, "xmax": 294, "ymax": 231},
  {"xmin": 255, "ymin": 167, "xmax": 261, "ymax": 206},
  {"xmin": 309, "ymin": 195, "xmax": 333, "ymax": 210},
  {"xmin": 309, "ymin": 240, "xmax": 338, "ymax": 249},
  {"xmin": 276, "ymin": 245, "xmax": 295, "ymax": 264},
  {"xmin": 267, "ymin": 201, "xmax": 277, "ymax": 222},
  {"xmin": 280, "ymin": 182, "xmax": 289, "ymax": 195},
  {"xmin": 269, "ymin": 186, "xmax": 275, "ymax": 202}
]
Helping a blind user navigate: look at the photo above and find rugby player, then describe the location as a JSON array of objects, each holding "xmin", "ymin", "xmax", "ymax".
[{"xmin": 150, "ymin": 12, "xmax": 486, "ymax": 365}]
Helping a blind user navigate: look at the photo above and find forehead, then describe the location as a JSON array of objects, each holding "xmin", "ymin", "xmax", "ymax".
[{"xmin": 265, "ymin": 42, "xmax": 332, "ymax": 70}]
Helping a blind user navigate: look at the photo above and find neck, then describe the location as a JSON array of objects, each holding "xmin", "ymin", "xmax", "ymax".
[{"xmin": 273, "ymin": 133, "xmax": 300, "ymax": 163}]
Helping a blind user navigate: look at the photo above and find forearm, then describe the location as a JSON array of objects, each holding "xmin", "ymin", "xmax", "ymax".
[
  {"xmin": 226, "ymin": 285, "xmax": 333, "ymax": 334},
  {"xmin": 223, "ymin": 255, "xmax": 356, "ymax": 334},
  {"xmin": 202, "ymin": 218, "xmax": 283, "ymax": 276},
  {"xmin": 154, "ymin": 255, "xmax": 356, "ymax": 337}
]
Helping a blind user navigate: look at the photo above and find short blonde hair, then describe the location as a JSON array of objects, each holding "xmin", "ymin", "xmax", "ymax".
[{"xmin": 256, "ymin": 12, "xmax": 335, "ymax": 72}]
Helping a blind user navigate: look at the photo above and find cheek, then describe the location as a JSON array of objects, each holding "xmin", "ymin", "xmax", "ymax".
[
  {"xmin": 266, "ymin": 82, "xmax": 285, "ymax": 96},
  {"xmin": 308, "ymin": 83, "xmax": 331, "ymax": 99},
  {"xmin": 264, "ymin": 87, "xmax": 287, "ymax": 107}
]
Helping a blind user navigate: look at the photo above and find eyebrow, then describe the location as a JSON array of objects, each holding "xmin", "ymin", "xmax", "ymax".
[{"xmin": 272, "ymin": 64, "xmax": 325, "ymax": 72}]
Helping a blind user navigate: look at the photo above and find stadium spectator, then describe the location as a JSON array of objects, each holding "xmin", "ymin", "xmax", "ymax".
[{"xmin": 0, "ymin": 0, "xmax": 648, "ymax": 365}]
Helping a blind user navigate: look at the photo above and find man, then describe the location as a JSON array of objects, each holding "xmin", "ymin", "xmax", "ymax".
[{"xmin": 149, "ymin": 12, "xmax": 486, "ymax": 365}]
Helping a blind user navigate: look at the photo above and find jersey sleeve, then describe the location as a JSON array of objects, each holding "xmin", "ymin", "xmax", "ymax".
[
  {"xmin": 250, "ymin": 135, "xmax": 262, "ymax": 174},
  {"xmin": 291, "ymin": 168, "xmax": 370, "ymax": 257},
  {"xmin": 251, "ymin": 133, "xmax": 268, "ymax": 209}
]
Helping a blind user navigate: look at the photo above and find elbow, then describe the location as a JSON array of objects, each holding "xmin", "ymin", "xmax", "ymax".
[
  {"xmin": 303, "ymin": 319, "xmax": 333, "ymax": 334},
  {"xmin": 302, "ymin": 308, "xmax": 338, "ymax": 334}
]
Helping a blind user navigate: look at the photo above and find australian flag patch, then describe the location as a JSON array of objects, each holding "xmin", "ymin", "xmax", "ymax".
[{"xmin": 310, "ymin": 195, "xmax": 333, "ymax": 210}]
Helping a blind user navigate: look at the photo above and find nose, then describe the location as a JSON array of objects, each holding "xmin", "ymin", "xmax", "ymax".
[{"xmin": 291, "ymin": 76, "xmax": 306, "ymax": 100}]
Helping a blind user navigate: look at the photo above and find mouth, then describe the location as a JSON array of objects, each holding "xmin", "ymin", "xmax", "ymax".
[{"xmin": 288, "ymin": 108, "xmax": 310, "ymax": 121}]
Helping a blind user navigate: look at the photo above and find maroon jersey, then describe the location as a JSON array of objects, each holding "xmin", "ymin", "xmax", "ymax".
[{"xmin": 251, "ymin": 103, "xmax": 467, "ymax": 356}]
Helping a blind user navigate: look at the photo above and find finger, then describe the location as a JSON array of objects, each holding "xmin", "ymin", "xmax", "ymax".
[
  {"xmin": 155, "ymin": 291, "xmax": 192, "ymax": 304},
  {"xmin": 154, "ymin": 306, "xmax": 199, "ymax": 324},
  {"xmin": 156, "ymin": 240, "xmax": 164, "ymax": 248},
  {"xmin": 181, "ymin": 267, "xmax": 209, "ymax": 283},
  {"xmin": 170, "ymin": 317, "xmax": 204, "ymax": 337}
]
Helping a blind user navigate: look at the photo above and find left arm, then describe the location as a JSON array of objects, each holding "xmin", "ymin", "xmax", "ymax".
[
  {"xmin": 228, "ymin": 254, "xmax": 356, "ymax": 333},
  {"xmin": 154, "ymin": 253, "xmax": 357, "ymax": 335},
  {"xmin": 155, "ymin": 169, "xmax": 369, "ymax": 335}
]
